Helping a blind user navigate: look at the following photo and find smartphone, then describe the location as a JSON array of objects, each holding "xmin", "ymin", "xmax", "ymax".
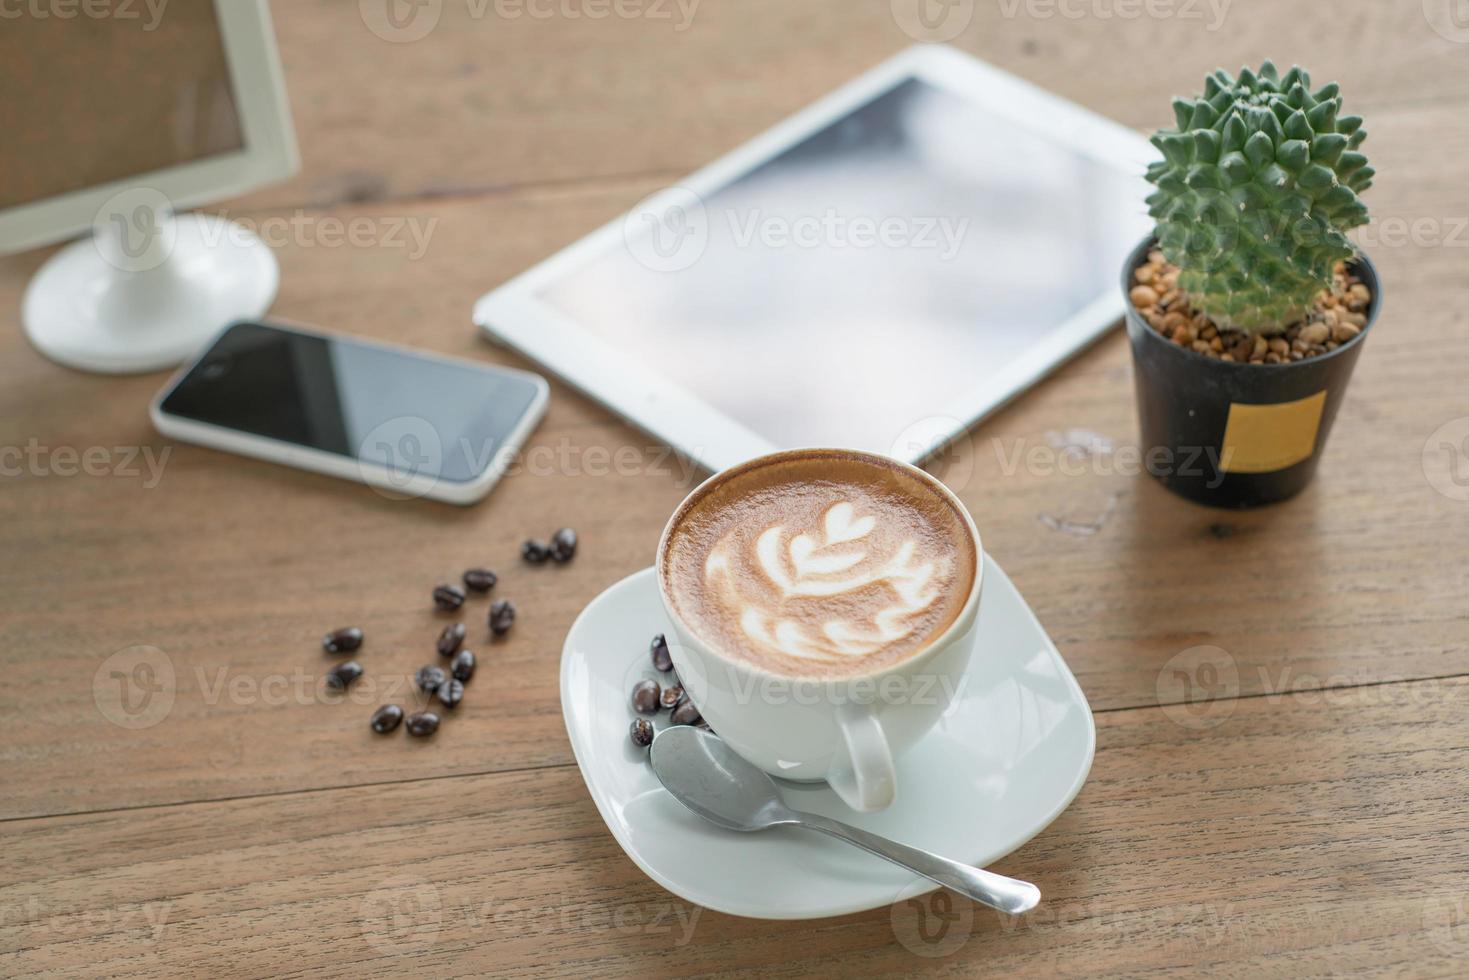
[{"xmin": 151, "ymin": 320, "xmax": 549, "ymax": 505}]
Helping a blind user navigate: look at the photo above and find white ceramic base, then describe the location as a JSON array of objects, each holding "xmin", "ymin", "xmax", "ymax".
[
  {"xmin": 22, "ymin": 213, "xmax": 278, "ymax": 374},
  {"xmin": 559, "ymin": 559, "xmax": 1095, "ymax": 920}
]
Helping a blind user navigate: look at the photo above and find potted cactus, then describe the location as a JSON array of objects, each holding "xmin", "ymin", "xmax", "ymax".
[{"xmin": 1123, "ymin": 62, "xmax": 1380, "ymax": 507}]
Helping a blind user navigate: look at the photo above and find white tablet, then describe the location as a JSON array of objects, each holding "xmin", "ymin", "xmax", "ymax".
[{"xmin": 474, "ymin": 45, "xmax": 1156, "ymax": 471}]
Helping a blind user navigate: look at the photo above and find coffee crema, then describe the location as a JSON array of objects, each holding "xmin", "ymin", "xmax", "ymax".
[{"xmin": 660, "ymin": 451, "xmax": 977, "ymax": 678}]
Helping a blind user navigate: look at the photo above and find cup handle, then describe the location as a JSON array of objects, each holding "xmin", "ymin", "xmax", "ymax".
[{"xmin": 827, "ymin": 707, "xmax": 896, "ymax": 812}]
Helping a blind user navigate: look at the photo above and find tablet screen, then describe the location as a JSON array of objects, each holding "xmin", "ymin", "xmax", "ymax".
[{"xmin": 537, "ymin": 76, "xmax": 1148, "ymax": 453}]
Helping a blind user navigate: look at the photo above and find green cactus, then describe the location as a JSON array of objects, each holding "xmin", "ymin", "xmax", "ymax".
[{"xmin": 1145, "ymin": 62, "xmax": 1373, "ymax": 334}]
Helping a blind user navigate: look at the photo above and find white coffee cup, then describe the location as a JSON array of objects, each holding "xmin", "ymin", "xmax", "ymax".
[{"xmin": 654, "ymin": 449, "xmax": 983, "ymax": 812}]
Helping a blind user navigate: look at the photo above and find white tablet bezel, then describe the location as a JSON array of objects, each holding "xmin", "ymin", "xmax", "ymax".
[{"xmin": 473, "ymin": 45, "xmax": 1156, "ymax": 472}]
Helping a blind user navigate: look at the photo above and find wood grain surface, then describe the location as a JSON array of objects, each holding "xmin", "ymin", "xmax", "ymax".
[
  {"xmin": 2, "ymin": 0, "xmax": 1467, "ymax": 975},
  {"xmin": 4, "ymin": 678, "xmax": 1467, "ymax": 977}
]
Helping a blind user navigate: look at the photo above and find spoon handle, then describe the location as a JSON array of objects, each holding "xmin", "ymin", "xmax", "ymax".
[{"xmin": 794, "ymin": 812, "xmax": 1041, "ymax": 915}]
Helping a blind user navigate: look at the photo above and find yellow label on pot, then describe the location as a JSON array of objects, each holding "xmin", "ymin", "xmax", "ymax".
[{"xmin": 1220, "ymin": 390, "xmax": 1327, "ymax": 474}]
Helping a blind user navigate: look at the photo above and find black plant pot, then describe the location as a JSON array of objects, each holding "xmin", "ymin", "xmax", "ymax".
[{"xmin": 1123, "ymin": 237, "xmax": 1381, "ymax": 508}]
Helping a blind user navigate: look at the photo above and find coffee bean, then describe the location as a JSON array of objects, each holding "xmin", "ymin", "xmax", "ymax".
[
  {"xmin": 436, "ymin": 622, "xmax": 466, "ymax": 657},
  {"xmin": 670, "ymin": 700, "xmax": 702, "ymax": 726},
  {"xmin": 630, "ymin": 717, "xmax": 654, "ymax": 748},
  {"xmin": 489, "ymin": 599, "xmax": 516, "ymax": 636},
  {"xmin": 370, "ymin": 704, "xmax": 404, "ymax": 734},
  {"xmin": 463, "ymin": 568, "xmax": 498, "ymax": 592},
  {"xmin": 416, "ymin": 664, "xmax": 447, "ymax": 694},
  {"xmin": 550, "ymin": 527, "xmax": 578, "ymax": 563},
  {"xmin": 322, "ymin": 627, "xmax": 364, "ymax": 654},
  {"xmin": 650, "ymin": 633, "xmax": 673, "ymax": 672},
  {"xmin": 433, "ymin": 584, "xmax": 466, "ymax": 612},
  {"xmin": 406, "ymin": 712, "xmax": 440, "ymax": 737},
  {"xmin": 436, "ymin": 678, "xmax": 464, "ymax": 710},
  {"xmin": 326, "ymin": 660, "xmax": 363, "ymax": 690},
  {"xmin": 451, "ymin": 649, "xmax": 476, "ymax": 683},
  {"xmin": 659, "ymin": 685, "xmax": 684, "ymax": 711},
  {"xmin": 632, "ymin": 679, "xmax": 660, "ymax": 715},
  {"xmin": 521, "ymin": 539, "xmax": 550, "ymax": 564}
]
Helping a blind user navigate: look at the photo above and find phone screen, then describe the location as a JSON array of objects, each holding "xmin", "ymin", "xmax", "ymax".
[{"xmin": 159, "ymin": 322, "xmax": 544, "ymax": 483}]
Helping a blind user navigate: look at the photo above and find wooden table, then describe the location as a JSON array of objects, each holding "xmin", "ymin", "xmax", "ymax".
[{"xmin": 3, "ymin": 1, "xmax": 1468, "ymax": 975}]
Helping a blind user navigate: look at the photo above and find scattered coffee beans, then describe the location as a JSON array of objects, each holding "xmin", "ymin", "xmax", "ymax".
[
  {"xmin": 632, "ymin": 679, "xmax": 660, "ymax": 714},
  {"xmin": 416, "ymin": 664, "xmax": 447, "ymax": 694},
  {"xmin": 371, "ymin": 704, "xmax": 404, "ymax": 733},
  {"xmin": 318, "ymin": 559, "xmax": 540, "ymax": 740},
  {"xmin": 462, "ymin": 568, "xmax": 498, "ymax": 592},
  {"xmin": 550, "ymin": 527, "xmax": 578, "ymax": 563},
  {"xmin": 436, "ymin": 678, "xmax": 465, "ymax": 710},
  {"xmin": 659, "ymin": 685, "xmax": 684, "ymax": 710},
  {"xmin": 436, "ymin": 622, "xmax": 466, "ymax": 657},
  {"xmin": 670, "ymin": 700, "xmax": 702, "ymax": 726},
  {"xmin": 650, "ymin": 633, "xmax": 673, "ymax": 672},
  {"xmin": 326, "ymin": 660, "xmax": 364, "ymax": 690},
  {"xmin": 489, "ymin": 599, "xmax": 516, "ymax": 636},
  {"xmin": 630, "ymin": 717, "xmax": 654, "ymax": 748},
  {"xmin": 322, "ymin": 627, "xmax": 363, "ymax": 654},
  {"xmin": 433, "ymin": 584, "xmax": 467, "ymax": 611}
]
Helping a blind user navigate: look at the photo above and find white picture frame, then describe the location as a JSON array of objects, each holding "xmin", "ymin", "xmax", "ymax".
[{"xmin": 0, "ymin": 0, "xmax": 298, "ymax": 253}]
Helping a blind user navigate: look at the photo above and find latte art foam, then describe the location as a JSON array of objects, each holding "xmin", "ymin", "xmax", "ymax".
[
  {"xmin": 662, "ymin": 452, "xmax": 976, "ymax": 678},
  {"xmin": 707, "ymin": 501, "xmax": 943, "ymax": 661}
]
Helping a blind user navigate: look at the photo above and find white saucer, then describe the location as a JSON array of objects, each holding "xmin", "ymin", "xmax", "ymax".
[{"xmin": 559, "ymin": 560, "xmax": 1095, "ymax": 920}]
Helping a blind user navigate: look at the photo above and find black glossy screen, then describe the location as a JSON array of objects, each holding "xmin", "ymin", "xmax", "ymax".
[{"xmin": 161, "ymin": 322, "xmax": 541, "ymax": 483}]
